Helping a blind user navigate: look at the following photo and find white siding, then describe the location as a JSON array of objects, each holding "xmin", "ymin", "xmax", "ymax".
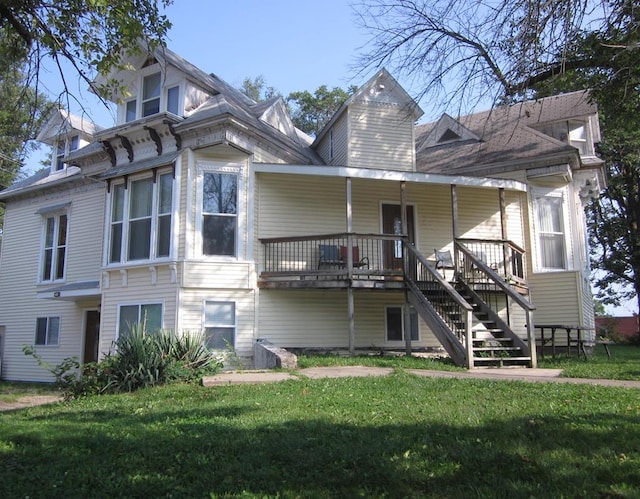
[
  {"xmin": 100, "ymin": 265, "xmax": 178, "ymax": 353},
  {"xmin": 258, "ymin": 289, "xmax": 440, "ymax": 349},
  {"xmin": 0, "ymin": 181, "xmax": 104, "ymax": 381},
  {"xmin": 529, "ymin": 271, "xmax": 581, "ymax": 326},
  {"xmin": 316, "ymin": 112, "xmax": 349, "ymax": 165},
  {"xmin": 178, "ymin": 288, "xmax": 255, "ymax": 360},
  {"xmin": 348, "ymin": 103, "xmax": 415, "ymax": 171}
]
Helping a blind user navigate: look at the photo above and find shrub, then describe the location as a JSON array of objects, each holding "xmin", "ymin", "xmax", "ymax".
[{"xmin": 24, "ymin": 326, "xmax": 223, "ymax": 399}]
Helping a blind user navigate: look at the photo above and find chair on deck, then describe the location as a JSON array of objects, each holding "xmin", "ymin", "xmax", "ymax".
[
  {"xmin": 318, "ymin": 244, "xmax": 342, "ymax": 269},
  {"xmin": 340, "ymin": 245, "xmax": 370, "ymax": 269},
  {"xmin": 434, "ymin": 249, "xmax": 454, "ymax": 280}
]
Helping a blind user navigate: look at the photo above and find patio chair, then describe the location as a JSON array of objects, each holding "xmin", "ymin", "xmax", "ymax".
[
  {"xmin": 318, "ymin": 244, "xmax": 343, "ymax": 269},
  {"xmin": 340, "ymin": 245, "xmax": 370, "ymax": 269},
  {"xmin": 434, "ymin": 249, "xmax": 454, "ymax": 280}
]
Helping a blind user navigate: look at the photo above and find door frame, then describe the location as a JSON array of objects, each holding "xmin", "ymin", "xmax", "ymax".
[{"xmin": 380, "ymin": 201, "xmax": 417, "ymax": 269}]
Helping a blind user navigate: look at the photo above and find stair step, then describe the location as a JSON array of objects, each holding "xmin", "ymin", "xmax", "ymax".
[{"xmin": 473, "ymin": 346, "xmax": 521, "ymax": 353}]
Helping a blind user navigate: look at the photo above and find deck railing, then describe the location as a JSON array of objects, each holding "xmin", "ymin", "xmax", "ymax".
[
  {"xmin": 455, "ymin": 238, "xmax": 526, "ymax": 286},
  {"xmin": 259, "ymin": 233, "xmax": 406, "ymax": 278}
]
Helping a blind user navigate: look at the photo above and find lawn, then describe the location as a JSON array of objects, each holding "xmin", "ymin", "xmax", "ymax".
[{"xmin": 1, "ymin": 372, "xmax": 639, "ymax": 498}]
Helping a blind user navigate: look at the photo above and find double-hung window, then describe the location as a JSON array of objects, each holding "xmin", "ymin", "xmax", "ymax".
[
  {"xmin": 201, "ymin": 169, "xmax": 238, "ymax": 256},
  {"xmin": 118, "ymin": 303, "xmax": 162, "ymax": 336},
  {"xmin": 41, "ymin": 212, "xmax": 68, "ymax": 282},
  {"xmin": 35, "ymin": 317, "xmax": 60, "ymax": 346},
  {"xmin": 533, "ymin": 189, "xmax": 568, "ymax": 270},
  {"xmin": 204, "ymin": 301, "xmax": 236, "ymax": 349},
  {"xmin": 142, "ymin": 72, "xmax": 161, "ymax": 117},
  {"xmin": 109, "ymin": 170, "xmax": 174, "ymax": 264}
]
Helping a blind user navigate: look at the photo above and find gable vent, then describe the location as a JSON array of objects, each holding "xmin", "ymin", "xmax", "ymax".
[{"xmin": 438, "ymin": 129, "xmax": 461, "ymax": 142}]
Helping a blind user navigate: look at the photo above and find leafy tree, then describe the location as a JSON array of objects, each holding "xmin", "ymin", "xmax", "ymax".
[
  {"xmin": 0, "ymin": 0, "xmax": 172, "ymax": 110},
  {"xmin": 239, "ymin": 75, "xmax": 281, "ymax": 102},
  {"xmin": 287, "ymin": 85, "xmax": 357, "ymax": 137}
]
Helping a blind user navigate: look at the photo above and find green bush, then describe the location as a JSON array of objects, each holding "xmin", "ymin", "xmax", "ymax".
[{"xmin": 24, "ymin": 326, "xmax": 223, "ymax": 399}]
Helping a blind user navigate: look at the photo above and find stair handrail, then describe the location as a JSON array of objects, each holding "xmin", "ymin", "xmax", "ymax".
[
  {"xmin": 455, "ymin": 241, "xmax": 537, "ymax": 367},
  {"xmin": 404, "ymin": 243, "xmax": 474, "ymax": 367}
]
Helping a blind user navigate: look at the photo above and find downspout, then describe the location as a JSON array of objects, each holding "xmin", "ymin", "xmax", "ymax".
[{"xmin": 346, "ymin": 177, "xmax": 355, "ymax": 356}]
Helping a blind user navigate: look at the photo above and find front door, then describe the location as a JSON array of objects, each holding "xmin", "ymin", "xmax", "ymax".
[
  {"xmin": 382, "ymin": 204, "xmax": 415, "ymax": 270},
  {"xmin": 83, "ymin": 311, "xmax": 100, "ymax": 364}
]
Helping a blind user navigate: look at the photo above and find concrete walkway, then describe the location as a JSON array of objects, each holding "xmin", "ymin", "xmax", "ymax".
[{"xmin": 202, "ymin": 366, "xmax": 640, "ymax": 389}]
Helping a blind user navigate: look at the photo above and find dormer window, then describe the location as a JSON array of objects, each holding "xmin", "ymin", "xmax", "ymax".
[
  {"xmin": 122, "ymin": 71, "xmax": 182, "ymax": 123},
  {"xmin": 54, "ymin": 135, "xmax": 78, "ymax": 171},
  {"xmin": 537, "ymin": 119, "xmax": 594, "ymax": 156},
  {"xmin": 568, "ymin": 121, "xmax": 587, "ymax": 155},
  {"xmin": 142, "ymin": 72, "xmax": 161, "ymax": 117}
]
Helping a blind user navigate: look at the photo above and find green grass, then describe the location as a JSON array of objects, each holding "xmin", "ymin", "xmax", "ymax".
[
  {"xmin": 538, "ymin": 343, "xmax": 640, "ymax": 381},
  {"xmin": 1, "ymin": 374, "xmax": 639, "ymax": 498}
]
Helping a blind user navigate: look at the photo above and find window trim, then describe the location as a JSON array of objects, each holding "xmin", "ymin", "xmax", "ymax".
[
  {"xmin": 203, "ymin": 300, "xmax": 236, "ymax": 350},
  {"xmin": 106, "ymin": 168, "xmax": 175, "ymax": 266},
  {"xmin": 385, "ymin": 305, "xmax": 419, "ymax": 343},
  {"xmin": 39, "ymin": 207, "xmax": 69, "ymax": 283},
  {"xmin": 121, "ymin": 64, "xmax": 182, "ymax": 122},
  {"xmin": 35, "ymin": 316, "xmax": 60, "ymax": 346},
  {"xmin": 195, "ymin": 162, "xmax": 244, "ymax": 260},
  {"xmin": 531, "ymin": 186, "xmax": 571, "ymax": 272}
]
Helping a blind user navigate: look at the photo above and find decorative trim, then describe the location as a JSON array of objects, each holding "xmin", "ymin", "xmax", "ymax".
[
  {"xmin": 116, "ymin": 134, "xmax": 134, "ymax": 163},
  {"xmin": 164, "ymin": 119, "xmax": 182, "ymax": 150},
  {"xmin": 101, "ymin": 140, "xmax": 116, "ymax": 167},
  {"xmin": 144, "ymin": 126, "xmax": 163, "ymax": 156},
  {"xmin": 120, "ymin": 269, "xmax": 128, "ymax": 287}
]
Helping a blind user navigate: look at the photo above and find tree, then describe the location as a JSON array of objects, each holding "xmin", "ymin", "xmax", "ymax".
[
  {"xmin": 287, "ymin": 85, "xmax": 357, "ymax": 137},
  {"xmin": 354, "ymin": 0, "xmax": 640, "ymax": 314},
  {"xmin": 0, "ymin": 0, "xmax": 172, "ymax": 111},
  {"xmin": 239, "ymin": 76, "xmax": 281, "ymax": 103},
  {"xmin": 353, "ymin": 1, "xmax": 633, "ymax": 113}
]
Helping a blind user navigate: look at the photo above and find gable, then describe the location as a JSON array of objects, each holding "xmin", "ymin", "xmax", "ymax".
[{"xmin": 418, "ymin": 113, "xmax": 480, "ymax": 149}]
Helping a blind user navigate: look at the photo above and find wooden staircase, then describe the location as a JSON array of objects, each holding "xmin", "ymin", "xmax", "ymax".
[{"xmin": 404, "ymin": 243, "xmax": 536, "ymax": 368}]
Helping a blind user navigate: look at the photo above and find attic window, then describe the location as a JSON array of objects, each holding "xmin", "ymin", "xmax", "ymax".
[{"xmin": 438, "ymin": 129, "xmax": 461, "ymax": 143}]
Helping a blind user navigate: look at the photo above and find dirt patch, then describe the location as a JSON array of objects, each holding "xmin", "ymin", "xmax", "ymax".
[{"xmin": 0, "ymin": 395, "xmax": 62, "ymax": 412}]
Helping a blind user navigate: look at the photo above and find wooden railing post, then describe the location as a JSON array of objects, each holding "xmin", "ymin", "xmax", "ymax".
[
  {"xmin": 526, "ymin": 309, "xmax": 537, "ymax": 368},
  {"xmin": 465, "ymin": 308, "xmax": 474, "ymax": 368}
]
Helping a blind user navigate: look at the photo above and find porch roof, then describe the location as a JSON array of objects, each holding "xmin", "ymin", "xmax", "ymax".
[{"xmin": 252, "ymin": 163, "xmax": 528, "ymax": 192}]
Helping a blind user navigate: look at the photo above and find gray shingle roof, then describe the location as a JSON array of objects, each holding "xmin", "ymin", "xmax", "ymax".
[{"xmin": 416, "ymin": 90, "xmax": 595, "ymax": 175}]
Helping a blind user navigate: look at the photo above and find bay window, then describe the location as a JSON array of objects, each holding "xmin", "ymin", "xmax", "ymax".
[
  {"xmin": 202, "ymin": 170, "xmax": 238, "ymax": 256},
  {"xmin": 108, "ymin": 170, "xmax": 174, "ymax": 264},
  {"xmin": 142, "ymin": 72, "xmax": 161, "ymax": 117}
]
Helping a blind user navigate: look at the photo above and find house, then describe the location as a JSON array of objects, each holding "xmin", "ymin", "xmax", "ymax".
[
  {"xmin": 0, "ymin": 45, "xmax": 605, "ymax": 381},
  {"xmin": 595, "ymin": 316, "xmax": 639, "ymax": 342}
]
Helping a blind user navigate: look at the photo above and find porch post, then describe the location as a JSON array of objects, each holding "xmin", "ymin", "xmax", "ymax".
[
  {"xmin": 400, "ymin": 181, "xmax": 412, "ymax": 355},
  {"xmin": 346, "ymin": 177, "xmax": 355, "ymax": 356},
  {"xmin": 451, "ymin": 184, "xmax": 459, "ymax": 275},
  {"xmin": 499, "ymin": 188, "xmax": 510, "ymax": 275}
]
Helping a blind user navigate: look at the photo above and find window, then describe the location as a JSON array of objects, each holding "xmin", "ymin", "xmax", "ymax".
[
  {"xmin": 54, "ymin": 135, "xmax": 79, "ymax": 171},
  {"xmin": 41, "ymin": 213, "xmax": 68, "ymax": 282},
  {"xmin": 202, "ymin": 172, "xmax": 237, "ymax": 256},
  {"xmin": 35, "ymin": 317, "xmax": 60, "ymax": 346},
  {"xmin": 108, "ymin": 170, "xmax": 174, "ymax": 264},
  {"xmin": 125, "ymin": 100, "xmax": 137, "ymax": 122},
  {"xmin": 568, "ymin": 121, "xmax": 588, "ymax": 155},
  {"xmin": 118, "ymin": 304, "xmax": 162, "ymax": 336},
  {"xmin": 534, "ymin": 190, "xmax": 567, "ymax": 270},
  {"xmin": 142, "ymin": 72, "xmax": 161, "ymax": 117},
  {"xmin": 167, "ymin": 86, "xmax": 180, "ymax": 115},
  {"xmin": 386, "ymin": 306, "xmax": 418, "ymax": 342},
  {"xmin": 204, "ymin": 301, "xmax": 235, "ymax": 349}
]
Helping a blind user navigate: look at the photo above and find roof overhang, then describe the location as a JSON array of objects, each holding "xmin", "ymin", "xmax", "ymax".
[
  {"xmin": 253, "ymin": 164, "xmax": 528, "ymax": 192},
  {"xmin": 37, "ymin": 281, "xmax": 101, "ymax": 301},
  {"xmin": 98, "ymin": 150, "xmax": 182, "ymax": 180}
]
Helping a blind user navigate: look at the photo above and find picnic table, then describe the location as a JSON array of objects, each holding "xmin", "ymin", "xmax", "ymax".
[{"xmin": 535, "ymin": 325, "xmax": 596, "ymax": 360}]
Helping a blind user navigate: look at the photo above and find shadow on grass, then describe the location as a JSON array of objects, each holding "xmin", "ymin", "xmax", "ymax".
[{"xmin": 1, "ymin": 397, "xmax": 639, "ymax": 497}]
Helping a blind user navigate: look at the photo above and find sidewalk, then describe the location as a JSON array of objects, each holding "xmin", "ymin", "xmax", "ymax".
[{"xmin": 202, "ymin": 366, "xmax": 640, "ymax": 389}]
